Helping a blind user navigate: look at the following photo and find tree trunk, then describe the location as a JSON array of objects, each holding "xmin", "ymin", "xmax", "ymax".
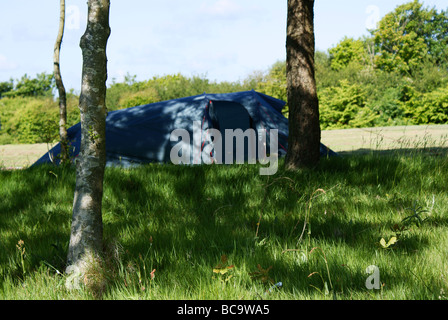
[
  {"xmin": 66, "ymin": 0, "xmax": 110, "ymax": 273},
  {"xmin": 54, "ymin": 0, "xmax": 68, "ymax": 164},
  {"xmin": 284, "ymin": 0, "xmax": 321, "ymax": 170}
]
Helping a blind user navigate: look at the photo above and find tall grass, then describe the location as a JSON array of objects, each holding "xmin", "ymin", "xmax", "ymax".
[{"xmin": 0, "ymin": 149, "xmax": 447, "ymax": 300}]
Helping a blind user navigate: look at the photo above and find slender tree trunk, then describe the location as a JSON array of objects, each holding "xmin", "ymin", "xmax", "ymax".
[
  {"xmin": 54, "ymin": 0, "xmax": 68, "ymax": 164},
  {"xmin": 284, "ymin": 0, "xmax": 321, "ymax": 169},
  {"xmin": 66, "ymin": 0, "xmax": 110, "ymax": 273}
]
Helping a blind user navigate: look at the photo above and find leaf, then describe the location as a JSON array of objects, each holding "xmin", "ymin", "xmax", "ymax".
[
  {"xmin": 249, "ymin": 264, "xmax": 273, "ymax": 284},
  {"xmin": 213, "ymin": 268, "xmax": 229, "ymax": 275},
  {"xmin": 379, "ymin": 236, "xmax": 398, "ymax": 248},
  {"xmin": 224, "ymin": 275, "xmax": 233, "ymax": 282},
  {"xmin": 391, "ymin": 224, "xmax": 406, "ymax": 233},
  {"xmin": 387, "ymin": 236, "xmax": 398, "ymax": 246},
  {"xmin": 213, "ymin": 255, "xmax": 234, "ymax": 276}
]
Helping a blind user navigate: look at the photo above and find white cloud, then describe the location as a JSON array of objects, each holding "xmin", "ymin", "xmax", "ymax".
[
  {"xmin": 0, "ymin": 55, "xmax": 18, "ymax": 71},
  {"xmin": 10, "ymin": 24, "xmax": 52, "ymax": 43},
  {"xmin": 199, "ymin": 0, "xmax": 242, "ymax": 19}
]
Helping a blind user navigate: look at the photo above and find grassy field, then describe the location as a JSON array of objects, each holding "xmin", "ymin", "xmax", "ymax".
[
  {"xmin": 0, "ymin": 143, "xmax": 50, "ymax": 169},
  {"xmin": 322, "ymin": 124, "xmax": 448, "ymax": 154},
  {"xmin": 0, "ymin": 125, "xmax": 447, "ymax": 300},
  {"xmin": 1, "ymin": 124, "xmax": 447, "ymax": 168}
]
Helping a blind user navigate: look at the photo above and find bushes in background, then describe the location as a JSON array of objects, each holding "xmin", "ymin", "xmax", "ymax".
[
  {"xmin": 0, "ymin": 95, "xmax": 79, "ymax": 144},
  {"xmin": 1, "ymin": 1, "xmax": 447, "ymax": 144}
]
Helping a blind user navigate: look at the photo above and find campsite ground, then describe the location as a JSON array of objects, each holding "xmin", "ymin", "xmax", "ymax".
[
  {"xmin": 1, "ymin": 123, "xmax": 448, "ymax": 300},
  {"xmin": 1, "ymin": 124, "xmax": 447, "ymax": 168}
]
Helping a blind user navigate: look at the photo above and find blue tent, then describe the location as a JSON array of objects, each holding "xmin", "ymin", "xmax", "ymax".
[{"xmin": 32, "ymin": 90, "xmax": 335, "ymax": 167}]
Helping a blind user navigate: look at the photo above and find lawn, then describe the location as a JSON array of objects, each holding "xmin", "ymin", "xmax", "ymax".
[{"xmin": 0, "ymin": 125, "xmax": 447, "ymax": 300}]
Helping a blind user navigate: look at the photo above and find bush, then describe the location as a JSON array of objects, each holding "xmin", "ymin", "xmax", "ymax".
[
  {"xmin": 411, "ymin": 60, "xmax": 448, "ymax": 93},
  {"xmin": 106, "ymin": 73, "xmax": 254, "ymax": 111},
  {"xmin": 0, "ymin": 96, "xmax": 80, "ymax": 144},
  {"xmin": 367, "ymin": 87, "xmax": 406, "ymax": 126},
  {"xmin": 254, "ymin": 61, "xmax": 288, "ymax": 115},
  {"xmin": 0, "ymin": 81, "xmax": 13, "ymax": 99},
  {"xmin": 329, "ymin": 37, "xmax": 368, "ymax": 71},
  {"xmin": 3, "ymin": 73, "xmax": 54, "ymax": 98},
  {"xmin": 319, "ymin": 80, "xmax": 378, "ymax": 129},
  {"xmin": 403, "ymin": 85, "xmax": 448, "ymax": 124},
  {"xmin": 116, "ymin": 87, "xmax": 160, "ymax": 109}
]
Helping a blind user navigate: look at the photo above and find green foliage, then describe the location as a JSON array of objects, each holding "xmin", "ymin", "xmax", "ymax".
[
  {"xmin": 359, "ymin": 71, "xmax": 414, "ymax": 126},
  {"xmin": 367, "ymin": 87, "xmax": 405, "ymax": 126},
  {"xmin": 401, "ymin": 201, "xmax": 430, "ymax": 227},
  {"xmin": 0, "ymin": 96, "xmax": 79, "ymax": 144},
  {"xmin": 254, "ymin": 61, "xmax": 288, "ymax": 115},
  {"xmin": 411, "ymin": 60, "xmax": 448, "ymax": 93},
  {"xmin": 0, "ymin": 73, "xmax": 57, "ymax": 143},
  {"xmin": 115, "ymin": 87, "xmax": 160, "ymax": 110},
  {"xmin": 319, "ymin": 80, "xmax": 378, "ymax": 129},
  {"xmin": 374, "ymin": 26, "xmax": 427, "ymax": 75},
  {"xmin": 312, "ymin": 1, "xmax": 448, "ymax": 129},
  {"xmin": 3, "ymin": 73, "xmax": 55, "ymax": 98},
  {"xmin": 372, "ymin": 0, "xmax": 448, "ymax": 75},
  {"xmin": 15, "ymin": 106, "xmax": 58, "ymax": 144},
  {"xmin": 0, "ymin": 80, "xmax": 13, "ymax": 99},
  {"xmin": 256, "ymin": 61, "xmax": 287, "ymax": 101},
  {"xmin": 329, "ymin": 37, "xmax": 368, "ymax": 71},
  {"xmin": 106, "ymin": 73, "xmax": 253, "ymax": 111},
  {"xmin": 403, "ymin": 84, "xmax": 448, "ymax": 124}
]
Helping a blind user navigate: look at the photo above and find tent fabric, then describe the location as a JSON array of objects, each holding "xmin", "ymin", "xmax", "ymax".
[{"xmin": 32, "ymin": 90, "xmax": 336, "ymax": 167}]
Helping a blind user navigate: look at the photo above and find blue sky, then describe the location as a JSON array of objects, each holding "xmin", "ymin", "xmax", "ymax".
[{"xmin": 0, "ymin": 0, "xmax": 446, "ymax": 91}]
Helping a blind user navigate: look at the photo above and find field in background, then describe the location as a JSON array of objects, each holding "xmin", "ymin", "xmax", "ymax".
[
  {"xmin": 1, "ymin": 124, "xmax": 447, "ymax": 168},
  {"xmin": 321, "ymin": 124, "xmax": 448, "ymax": 154},
  {"xmin": 0, "ymin": 143, "xmax": 50, "ymax": 168}
]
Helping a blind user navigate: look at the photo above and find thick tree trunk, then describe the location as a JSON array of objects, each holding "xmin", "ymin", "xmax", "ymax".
[
  {"xmin": 66, "ymin": 0, "xmax": 110, "ymax": 272},
  {"xmin": 54, "ymin": 0, "xmax": 68, "ymax": 164},
  {"xmin": 284, "ymin": 0, "xmax": 321, "ymax": 169}
]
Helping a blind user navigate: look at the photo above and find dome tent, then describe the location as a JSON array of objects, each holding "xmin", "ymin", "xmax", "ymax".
[{"xmin": 32, "ymin": 90, "xmax": 335, "ymax": 168}]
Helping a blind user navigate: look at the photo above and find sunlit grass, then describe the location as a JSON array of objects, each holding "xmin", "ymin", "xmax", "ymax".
[{"xmin": 0, "ymin": 149, "xmax": 447, "ymax": 300}]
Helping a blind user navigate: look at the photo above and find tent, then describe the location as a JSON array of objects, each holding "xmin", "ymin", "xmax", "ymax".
[{"xmin": 32, "ymin": 90, "xmax": 336, "ymax": 167}]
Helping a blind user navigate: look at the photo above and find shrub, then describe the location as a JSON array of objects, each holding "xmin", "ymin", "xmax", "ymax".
[
  {"xmin": 3, "ymin": 73, "xmax": 54, "ymax": 98},
  {"xmin": 319, "ymin": 80, "xmax": 378, "ymax": 129},
  {"xmin": 0, "ymin": 96, "xmax": 79, "ymax": 144},
  {"xmin": 0, "ymin": 81, "xmax": 13, "ymax": 99},
  {"xmin": 6, "ymin": 98, "xmax": 58, "ymax": 143},
  {"xmin": 116, "ymin": 87, "xmax": 160, "ymax": 110},
  {"xmin": 403, "ymin": 85, "xmax": 448, "ymax": 124},
  {"xmin": 106, "ymin": 73, "xmax": 254, "ymax": 111},
  {"xmin": 367, "ymin": 87, "xmax": 406, "ymax": 126},
  {"xmin": 329, "ymin": 37, "xmax": 368, "ymax": 71}
]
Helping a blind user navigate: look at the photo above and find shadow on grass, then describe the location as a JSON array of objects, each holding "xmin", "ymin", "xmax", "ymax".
[
  {"xmin": 97, "ymin": 155, "xmax": 445, "ymax": 297},
  {"xmin": 1, "ymin": 151, "xmax": 447, "ymax": 297},
  {"xmin": 0, "ymin": 165, "xmax": 75, "ymax": 278}
]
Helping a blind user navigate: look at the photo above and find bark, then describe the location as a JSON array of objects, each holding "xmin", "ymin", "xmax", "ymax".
[
  {"xmin": 66, "ymin": 0, "xmax": 110, "ymax": 271},
  {"xmin": 54, "ymin": 0, "xmax": 68, "ymax": 164},
  {"xmin": 284, "ymin": 0, "xmax": 321, "ymax": 170}
]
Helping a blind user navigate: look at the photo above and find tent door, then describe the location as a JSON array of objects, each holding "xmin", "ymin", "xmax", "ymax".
[{"xmin": 208, "ymin": 100, "xmax": 255, "ymax": 163}]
